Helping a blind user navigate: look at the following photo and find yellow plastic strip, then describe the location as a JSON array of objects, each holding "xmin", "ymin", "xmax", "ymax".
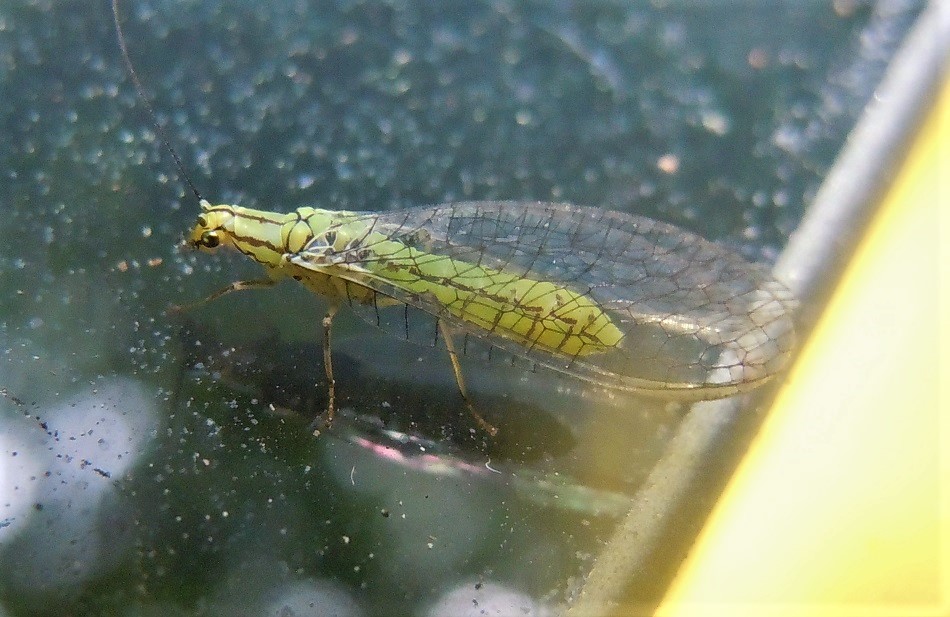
[{"xmin": 655, "ymin": 76, "xmax": 949, "ymax": 617}]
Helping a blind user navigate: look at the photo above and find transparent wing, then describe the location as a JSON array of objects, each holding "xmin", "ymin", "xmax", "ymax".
[{"xmin": 290, "ymin": 201, "xmax": 797, "ymax": 400}]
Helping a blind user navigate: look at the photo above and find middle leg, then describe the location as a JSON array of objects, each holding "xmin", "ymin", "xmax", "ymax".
[{"xmin": 321, "ymin": 302, "xmax": 340, "ymax": 426}]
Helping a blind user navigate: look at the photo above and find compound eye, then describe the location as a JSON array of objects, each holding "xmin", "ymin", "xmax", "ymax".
[
  {"xmin": 201, "ymin": 232, "xmax": 220, "ymax": 248},
  {"xmin": 196, "ymin": 215, "xmax": 208, "ymax": 228}
]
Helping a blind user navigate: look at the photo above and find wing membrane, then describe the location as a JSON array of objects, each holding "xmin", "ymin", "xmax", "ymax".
[{"xmin": 289, "ymin": 201, "xmax": 797, "ymax": 400}]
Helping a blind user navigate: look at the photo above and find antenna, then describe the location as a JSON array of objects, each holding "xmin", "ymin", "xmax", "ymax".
[{"xmin": 111, "ymin": 0, "xmax": 203, "ymax": 203}]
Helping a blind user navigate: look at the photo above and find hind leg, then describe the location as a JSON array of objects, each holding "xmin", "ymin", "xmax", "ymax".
[{"xmin": 438, "ymin": 321, "xmax": 498, "ymax": 436}]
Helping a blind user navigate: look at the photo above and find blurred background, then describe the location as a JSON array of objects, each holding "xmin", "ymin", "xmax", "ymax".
[{"xmin": 0, "ymin": 1, "xmax": 940, "ymax": 616}]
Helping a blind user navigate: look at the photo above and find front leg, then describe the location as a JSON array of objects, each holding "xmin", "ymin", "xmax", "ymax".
[{"xmin": 168, "ymin": 278, "xmax": 277, "ymax": 314}]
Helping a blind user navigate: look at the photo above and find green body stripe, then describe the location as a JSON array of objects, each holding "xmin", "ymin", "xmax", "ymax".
[{"xmin": 358, "ymin": 237, "xmax": 623, "ymax": 356}]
